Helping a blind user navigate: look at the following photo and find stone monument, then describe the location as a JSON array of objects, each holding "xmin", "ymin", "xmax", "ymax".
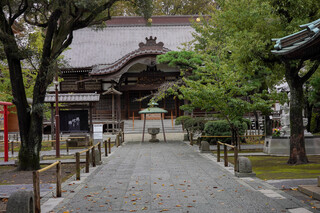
[
  {"xmin": 200, "ymin": 141, "xmax": 210, "ymax": 153},
  {"xmin": 280, "ymin": 103, "xmax": 290, "ymax": 137},
  {"xmin": 235, "ymin": 157, "xmax": 256, "ymax": 177},
  {"xmin": 264, "ymin": 103, "xmax": 317, "ymax": 155}
]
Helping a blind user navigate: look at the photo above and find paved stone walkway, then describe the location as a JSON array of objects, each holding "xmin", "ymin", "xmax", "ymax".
[{"xmin": 49, "ymin": 141, "xmax": 315, "ymax": 213}]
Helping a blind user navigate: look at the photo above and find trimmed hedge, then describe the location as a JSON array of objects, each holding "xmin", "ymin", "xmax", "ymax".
[{"xmin": 204, "ymin": 120, "xmax": 247, "ymax": 144}]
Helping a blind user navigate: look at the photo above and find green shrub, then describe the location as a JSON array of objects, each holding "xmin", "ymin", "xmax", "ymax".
[
  {"xmin": 204, "ymin": 120, "xmax": 247, "ymax": 144},
  {"xmin": 175, "ymin": 115, "xmax": 192, "ymax": 130},
  {"xmin": 184, "ymin": 117, "xmax": 207, "ymax": 135}
]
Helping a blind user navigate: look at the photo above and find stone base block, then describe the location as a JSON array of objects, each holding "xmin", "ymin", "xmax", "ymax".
[
  {"xmin": 264, "ymin": 136, "xmax": 320, "ymax": 155},
  {"xmin": 235, "ymin": 171, "xmax": 256, "ymax": 178}
]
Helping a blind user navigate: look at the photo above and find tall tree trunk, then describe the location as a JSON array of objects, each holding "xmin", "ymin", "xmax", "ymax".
[
  {"xmin": 285, "ymin": 65, "xmax": 308, "ymax": 164},
  {"xmin": 4, "ymin": 41, "xmax": 42, "ymax": 170}
]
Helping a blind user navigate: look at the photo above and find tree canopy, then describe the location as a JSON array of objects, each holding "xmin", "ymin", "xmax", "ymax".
[
  {"xmin": 158, "ymin": 0, "xmax": 320, "ymax": 164},
  {"xmin": 0, "ymin": 0, "xmax": 152, "ymax": 170}
]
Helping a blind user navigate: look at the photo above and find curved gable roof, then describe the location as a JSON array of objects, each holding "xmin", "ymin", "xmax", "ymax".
[{"xmin": 90, "ymin": 36, "xmax": 170, "ymax": 76}]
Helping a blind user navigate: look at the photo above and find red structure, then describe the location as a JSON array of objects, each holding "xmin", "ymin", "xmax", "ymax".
[{"xmin": 0, "ymin": 101, "xmax": 13, "ymax": 162}]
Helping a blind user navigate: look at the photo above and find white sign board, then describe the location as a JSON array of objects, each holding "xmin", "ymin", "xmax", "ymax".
[
  {"xmin": 93, "ymin": 124, "xmax": 103, "ymax": 133},
  {"xmin": 93, "ymin": 124, "xmax": 103, "ymax": 139}
]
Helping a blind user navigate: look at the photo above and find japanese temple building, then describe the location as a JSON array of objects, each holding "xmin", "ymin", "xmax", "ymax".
[{"xmin": 45, "ymin": 16, "xmax": 198, "ymax": 133}]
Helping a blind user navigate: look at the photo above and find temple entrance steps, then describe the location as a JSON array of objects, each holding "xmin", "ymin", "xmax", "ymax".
[{"xmin": 123, "ymin": 119, "xmax": 184, "ymax": 134}]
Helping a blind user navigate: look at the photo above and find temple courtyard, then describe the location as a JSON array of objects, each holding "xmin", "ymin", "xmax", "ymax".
[{"xmin": 39, "ymin": 141, "xmax": 316, "ymax": 213}]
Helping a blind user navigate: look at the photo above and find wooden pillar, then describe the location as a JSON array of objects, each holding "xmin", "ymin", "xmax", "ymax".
[
  {"xmin": 89, "ymin": 103, "xmax": 93, "ymax": 139},
  {"xmin": 117, "ymin": 94, "xmax": 121, "ymax": 124},
  {"xmin": 127, "ymin": 92, "xmax": 130, "ymax": 119},
  {"xmin": 175, "ymin": 97, "xmax": 178, "ymax": 118},
  {"xmin": 51, "ymin": 103, "xmax": 55, "ymax": 140}
]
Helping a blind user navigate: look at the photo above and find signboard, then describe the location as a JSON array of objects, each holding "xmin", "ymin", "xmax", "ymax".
[{"xmin": 93, "ymin": 124, "xmax": 103, "ymax": 139}]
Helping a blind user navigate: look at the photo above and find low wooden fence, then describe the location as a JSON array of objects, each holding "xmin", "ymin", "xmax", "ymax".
[
  {"xmin": 75, "ymin": 141, "xmax": 102, "ymax": 180},
  {"xmin": 216, "ymin": 141, "xmax": 238, "ymax": 172},
  {"xmin": 33, "ymin": 161, "xmax": 61, "ymax": 213}
]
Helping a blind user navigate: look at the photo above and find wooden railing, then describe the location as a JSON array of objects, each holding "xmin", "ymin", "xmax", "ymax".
[
  {"xmin": 33, "ymin": 161, "xmax": 61, "ymax": 213},
  {"xmin": 75, "ymin": 141, "xmax": 102, "ymax": 180},
  {"xmin": 216, "ymin": 141, "xmax": 238, "ymax": 172}
]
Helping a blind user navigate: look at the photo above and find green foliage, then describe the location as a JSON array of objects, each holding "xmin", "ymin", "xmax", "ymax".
[
  {"xmin": 204, "ymin": 120, "xmax": 247, "ymax": 144},
  {"xmin": 175, "ymin": 115, "xmax": 191, "ymax": 130},
  {"xmin": 184, "ymin": 117, "xmax": 206, "ymax": 135},
  {"xmin": 310, "ymin": 112, "xmax": 320, "ymax": 133},
  {"xmin": 111, "ymin": 0, "xmax": 216, "ymax": 16}
]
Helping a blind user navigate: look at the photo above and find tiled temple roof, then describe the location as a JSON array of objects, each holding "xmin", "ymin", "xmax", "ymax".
[
  {"xmin": 44, "ymin": 93, "xmax": 100, "ymax": 103},
  {"xmin": 272, "ymin": 19, "xmax": 320, "ymax": 60},
  {"xmin": 62, "ymin": 16, "xmax": 195, "ymax": 68}
]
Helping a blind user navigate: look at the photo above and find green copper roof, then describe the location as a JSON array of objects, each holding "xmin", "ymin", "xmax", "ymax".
[
  {"xmin": 271, "ymin": 18, "xmax": 320, "ymax": 59},
  {"xmin": 139, "ymin": 107, "xmax": 168, "ymax": 114}
]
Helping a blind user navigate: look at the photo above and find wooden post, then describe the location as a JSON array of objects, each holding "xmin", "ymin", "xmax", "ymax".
[
  {"xmin": 76, "ymin": 152, "xmax": 80, "ymax": 180},
  {"xmin": 234, "ymin": 146, "xmax": 238, "ymax": 172},
  {"xmin": 86, "ymin": 150, "xmax": 89, "ymax": 173},
  {"xmin": 92, "ymin": 146, "xmax": 96, "ymax": 167},
  {"xmin": 224, "ymin": 144, "xmax": 228, "ymax": 167},
  {"xmin": 50, "ymin": 102, "xmax": 55, "ymax": 143},
  {"xmin": 171, "ymin": 110, "xmax": 174, "ymax": 129},
  {"xmin": 122, "ymin": 131, "xmax": 124, "ymax": 143},
  {"xmin": 104, "ymin": 140, "xmax": 108, "ymax": 157},
  {"xmin": 11, "ymin": 141, "xmax": 14, "ymax": 156},
  {"xmin": 56, "ymin": 161, "xmax": 61, "ymax": 197},
  {"xmin": 190, "ymin": 133, "xmax": 193, "ymax": 146},
  {"xmin": 133, "ymin": 112, "xmax": 135, "ymax": 130},
  {"xmin": 33, "ymin": 171, "xmax": 40, "ymax": 213},
  {"xmin": 89, "ymin": 103, "xmax": 93, "ymax": 139},
  {"xmin": 98, "ymin": 142, "xmax": 102, "ymax": 163},
  {"xmin": 66, "ymin": 139, "xmax": 69, "ymax": 154},
  {"xmin": 217, "ymin": 143, "xmax": 220, "ymax": 162},
  {"xmin": 116, "ymin": 134, "xmax": 119, "ymax": 147},
  {"xmin": 108, "ymin": 138, "xmax": 111, "ymax": 154}
]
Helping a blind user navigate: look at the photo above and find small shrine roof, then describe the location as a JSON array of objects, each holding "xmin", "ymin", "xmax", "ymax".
[
  {"xmin": 272, "ymin": 19, "xmax": 320, "ymax": 60},
  {"xmin": 44, "ymin": 93, "xmax": 100, "ymax": 103},
  {"xmin": 139, "ymin": 107, "xmax": 168, "ymax": 114}
]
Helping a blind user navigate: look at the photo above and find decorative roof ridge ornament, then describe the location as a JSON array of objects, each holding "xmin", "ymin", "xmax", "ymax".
[{"xmin": 139, "ymin": 36, "xmax": 164, "ymax": 50}]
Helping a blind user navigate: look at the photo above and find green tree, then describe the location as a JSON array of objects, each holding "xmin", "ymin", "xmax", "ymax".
[
  {"xmin": 158, "ymin": 50, "xmax": 275, "ymax": 146},
  {"xmin": 111, "ymin": 0, "xmax": 216, "ymax": 16},
  {"xmin": 0, "ymin": 0, "xmax": 151, "ymax": 170},
  {"xmin": 159, "ymin": 0, "xmax": 320, "ymax": 164}
]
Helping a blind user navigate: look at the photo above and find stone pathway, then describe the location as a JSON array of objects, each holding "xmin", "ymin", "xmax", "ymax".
[{"xmin": 48, "ymin": 141, "xmax": 316, "ymax": 213}]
